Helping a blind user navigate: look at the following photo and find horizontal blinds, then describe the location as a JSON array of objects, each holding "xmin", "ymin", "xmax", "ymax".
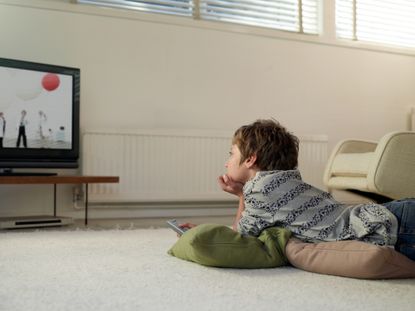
[
  {"xmin": 78, "ymin": 0, "xmax": 319, "ymax": 34},
  {"xmin": 200, "ymin": 0, "xmax": 319, "ymax": 34},
  {"xmin": 302, "ymin": 0, "xmax": 319, "ymax": 34},
  {"xmin": 336, "ymin": 0, "xmax": 415, "ymax": 48},
  {"xmin": 78, "ymin": 0, "xmax": 194, "ymax": 17}
]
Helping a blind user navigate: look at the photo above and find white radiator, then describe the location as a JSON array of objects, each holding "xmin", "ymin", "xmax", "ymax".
[{"xmin": 82, "ymin": 130, "xmax": 328, "ymax": 203}]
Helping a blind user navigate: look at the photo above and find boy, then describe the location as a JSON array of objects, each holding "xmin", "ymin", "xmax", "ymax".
[{"xmin": 181, "ymin": 119, "xmax": 415, "ymax": 261}]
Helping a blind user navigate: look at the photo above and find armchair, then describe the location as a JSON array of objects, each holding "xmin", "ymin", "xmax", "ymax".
[{"xmin": 323, "ymin": 131, "xmax": 415, "ymax": 201}]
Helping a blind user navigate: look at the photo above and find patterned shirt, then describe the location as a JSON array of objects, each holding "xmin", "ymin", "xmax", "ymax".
[{"xmin": 237, "ymin": 170, "xmax": 398, "ymax": 246}]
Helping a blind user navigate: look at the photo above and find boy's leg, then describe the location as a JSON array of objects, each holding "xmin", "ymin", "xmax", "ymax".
[{"xmin": 383, "ymin": 198, "xmax": 415, "ymax": 261}]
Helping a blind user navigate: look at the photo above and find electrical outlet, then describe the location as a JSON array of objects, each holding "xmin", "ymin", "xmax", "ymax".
[{"xmin": 72, "ymin": 186, "xmax": 83, "ymax": 202}]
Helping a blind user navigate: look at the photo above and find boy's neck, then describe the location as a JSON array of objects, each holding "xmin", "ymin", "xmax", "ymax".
[{"xmin": 246, "ymin": 168, "xmax": 259, "ymax": 183}]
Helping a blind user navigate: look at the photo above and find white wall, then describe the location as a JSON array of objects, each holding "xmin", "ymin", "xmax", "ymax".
[{"xmin": 0, "ymin": 0, "xmax": 414, "ymax": 218}]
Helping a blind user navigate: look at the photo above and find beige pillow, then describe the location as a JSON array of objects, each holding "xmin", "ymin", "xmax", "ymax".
[{"xmin": 286, "ymin": 238, "xmax": 415, "ymax": 279}]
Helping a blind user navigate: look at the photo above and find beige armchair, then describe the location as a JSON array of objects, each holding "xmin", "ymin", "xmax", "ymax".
[{"xmin": 324, "ymin": 131, "xmax": 415, "ymax": 201}]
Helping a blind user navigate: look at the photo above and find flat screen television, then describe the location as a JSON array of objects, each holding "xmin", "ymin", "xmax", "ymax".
[{"xmin": 0, "ymin": 57, "xmax": 80, "ymax": 175}]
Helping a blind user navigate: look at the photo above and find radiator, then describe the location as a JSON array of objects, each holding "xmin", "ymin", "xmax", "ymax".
[{"xmin": 82, "ymin": 130, "xmax": 328, "ymax": 203}]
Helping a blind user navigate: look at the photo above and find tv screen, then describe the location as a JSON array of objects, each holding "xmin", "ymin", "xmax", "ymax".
[{"xmin": 0, "ymin": 57, "xmax": 80, "ymax": 172}]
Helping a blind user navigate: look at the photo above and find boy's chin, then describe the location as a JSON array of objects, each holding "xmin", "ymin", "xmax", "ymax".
[{"xmin": 230, "ymin": 176, "xmax": 247, "ymax": 184}]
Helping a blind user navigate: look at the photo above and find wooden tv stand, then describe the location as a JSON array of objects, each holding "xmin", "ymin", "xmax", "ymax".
[{"xmin": 0, "ymin": 175, "xmax": 119, "ymax": 226}]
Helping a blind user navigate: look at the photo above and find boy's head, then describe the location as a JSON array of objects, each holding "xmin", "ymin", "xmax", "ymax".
[{"xmin": 232, "ymin": 119, "xmax": 299, "ymax": 171}]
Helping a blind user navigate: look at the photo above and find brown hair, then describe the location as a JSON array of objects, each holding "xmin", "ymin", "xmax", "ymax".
[{"xmin": 232, "ymin": 119, "xmax": 299, "ymax": 171}]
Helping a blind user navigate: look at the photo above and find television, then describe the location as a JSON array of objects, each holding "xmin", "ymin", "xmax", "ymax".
[{"xmin": 0, "ymin": 57, "xmax": 80, "ymax": 175}]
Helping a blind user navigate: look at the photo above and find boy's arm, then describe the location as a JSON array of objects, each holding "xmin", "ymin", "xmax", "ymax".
[
  {"xmin": 217, "ymin": 175, "xmax": 245, "ymax": 230},
  {"xmin": 232, "ymin": 196, "xmax": 245, "ymax": 231},
  {"xmin": 237, "ymin": 193, "xmax": 269, "ymax": 237}
]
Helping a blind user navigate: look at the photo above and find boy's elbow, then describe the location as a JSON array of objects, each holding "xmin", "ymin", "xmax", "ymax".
[
  {"xmin": 236, "ymin": 222, "xmax": 247, "ymax": 235},
  {"xmin": 237, "ymin": 222, "xmax": 259, "ymax": 237}
]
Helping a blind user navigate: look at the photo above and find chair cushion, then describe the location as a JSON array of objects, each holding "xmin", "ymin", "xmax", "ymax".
[
  {"xmin": 327, "ymin": 176, "xmax": 369, "ymax": 191},
  {"xmin": 168, "ymin": 224, "xmax": 291, "ymax": 268},
  {"xmin": 331, "ymin": 152, "xmax": 374, "ymax": 177},
  {"xmin": 286, "ymin": 238, "xmax": 415, "ymax": 279}
]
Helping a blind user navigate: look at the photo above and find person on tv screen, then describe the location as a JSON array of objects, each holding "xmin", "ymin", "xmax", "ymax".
[{"xmin": 16, "ymin": 110, "xmax": 28, "ymax": 148}]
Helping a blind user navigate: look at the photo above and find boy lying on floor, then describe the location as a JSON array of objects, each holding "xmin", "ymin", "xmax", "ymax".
[{"xmin": 180, "ymin": 119, "xmax": 415, "ymax": 261}]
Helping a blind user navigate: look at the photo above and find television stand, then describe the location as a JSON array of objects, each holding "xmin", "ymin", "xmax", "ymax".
[
  {"xmin": 0, "ymin": 175, "xmax": 119, "ymax": 226},
  {"xmin": 0, "ymin": 215, "xmax": 73, "ymax": 229}
]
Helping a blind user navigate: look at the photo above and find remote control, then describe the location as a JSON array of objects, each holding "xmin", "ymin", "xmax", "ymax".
[{"xmin": 166, "ymin": 219, "xmax": 188, "ymax": 236}]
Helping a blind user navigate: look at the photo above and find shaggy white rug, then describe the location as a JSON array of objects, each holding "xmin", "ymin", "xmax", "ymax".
[{"xmin": 0, "ymin": 228, "xmax": 414, "ymax": 311}]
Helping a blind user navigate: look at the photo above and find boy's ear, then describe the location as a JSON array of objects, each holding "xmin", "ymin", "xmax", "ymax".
[{"xmin": 244, "ymin": 154, "xmax": 257, "ymax": 168}]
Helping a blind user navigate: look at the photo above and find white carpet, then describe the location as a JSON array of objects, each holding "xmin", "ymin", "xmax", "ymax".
[{"xmin": 0, "ymin": 228, "xmax": 414, "ymax": 311}]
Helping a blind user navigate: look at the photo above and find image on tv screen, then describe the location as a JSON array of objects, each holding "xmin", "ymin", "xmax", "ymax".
[{"xmin": 0, "ymin": 66, "xmax": 73, "ymax": 150}]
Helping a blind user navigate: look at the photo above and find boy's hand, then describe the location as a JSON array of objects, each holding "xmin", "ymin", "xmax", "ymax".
[
  {"xmin": 176, "ymin": 223, "xmax": 197, "ymax": 238},
  {"xmin": 218, "ymin": 175, "xmax": 244, "ymax": 197},
  {"xmin": 179, "ymin": 223, "xmax": 197, "ymax": 230}
]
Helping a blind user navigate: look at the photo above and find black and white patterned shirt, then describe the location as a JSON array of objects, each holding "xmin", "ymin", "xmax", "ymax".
[{"xmin": 237, "ymin": 170, "xmax": 398, "ymax": 246}]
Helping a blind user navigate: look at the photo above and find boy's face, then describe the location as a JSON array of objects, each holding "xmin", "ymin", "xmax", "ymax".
[{"xmin": 225, "ymin": 145, "xmax": 251, "ymax": 184}]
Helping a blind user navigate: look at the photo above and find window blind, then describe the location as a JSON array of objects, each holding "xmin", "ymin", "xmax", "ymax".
[
  {"xmin": 336, "ymin": 0, "xmax": 415, "ymax": 48},
  {"xmin": 200, "ymin": 0, "xmax": 319, "ymax": 34},
  {"xmin": 78, "ymin": 0, "xmax": 194, "ymax": 17},
  {"xmin": 78, "ymin": 0, "xmax": 319, "ymax": 34}
]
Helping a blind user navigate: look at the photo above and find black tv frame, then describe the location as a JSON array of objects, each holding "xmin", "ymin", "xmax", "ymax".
[{"xmin": 0, "ymin": 57, "xmax": 80, "ymax": 173}]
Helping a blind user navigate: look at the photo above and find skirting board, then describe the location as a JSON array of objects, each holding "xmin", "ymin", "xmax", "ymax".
[{"xmin": 63, "ymin": 201, "xmax": 238, "ymax": 220}]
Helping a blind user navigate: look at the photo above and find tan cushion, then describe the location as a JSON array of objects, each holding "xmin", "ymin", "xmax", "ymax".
[
  {"xmin": 369, "ymin": 132, "xmax": 415, "ymax": 199},
  {"xmin": 286, "ymin": 238, "xmax": 415, "ymax": 279},
  {"xmin": 331, "ymin": 152, "xmax": 374, "ymax": 177}
]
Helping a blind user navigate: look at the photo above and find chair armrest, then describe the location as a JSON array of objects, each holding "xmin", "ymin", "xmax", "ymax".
[
  {"xmin": 323, "ymin": 139, "xmax": 377, "ymax": 187},
  {"xmin": 367, "ymin": 131, "xmax": 415, "ymax": 198},
  {"xmin": 334, "ymin": 140, "xmax": 378, "ymax": 154}
]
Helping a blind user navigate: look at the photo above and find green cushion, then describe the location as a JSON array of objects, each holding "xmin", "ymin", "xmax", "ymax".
[{"xmin": 168, "ymin": 224, "xmax": 291, "ymax": 268}]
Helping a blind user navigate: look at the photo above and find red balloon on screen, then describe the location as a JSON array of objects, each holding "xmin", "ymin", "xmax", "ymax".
[{"xmin": 42, "ymin": 73, "xmax": 60, "ymax": 91}]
